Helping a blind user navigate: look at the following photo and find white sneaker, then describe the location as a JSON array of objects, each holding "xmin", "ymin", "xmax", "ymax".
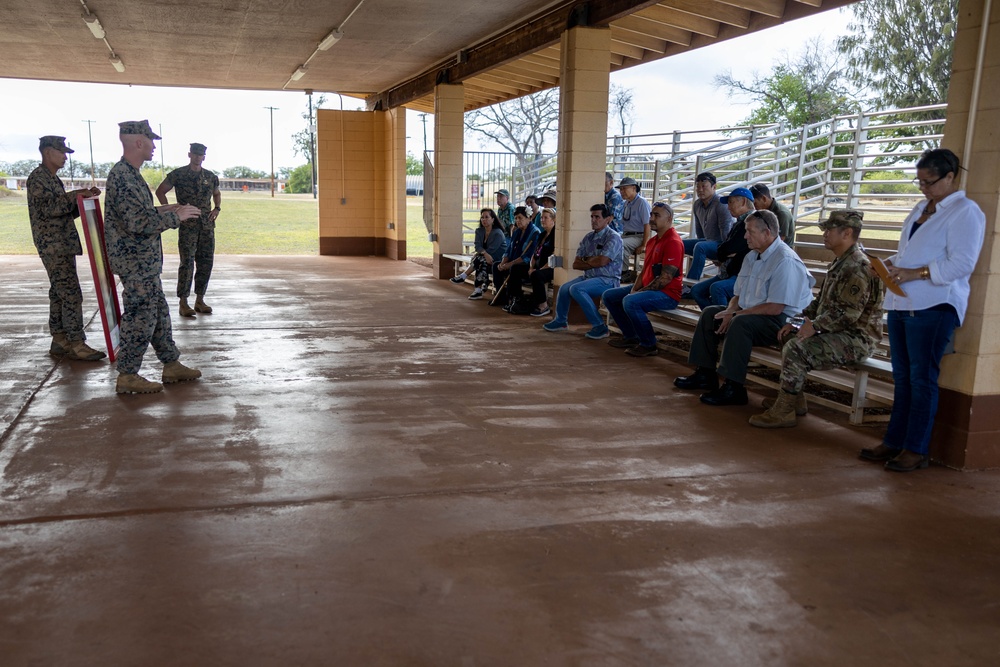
[{"xmin": 468, "ymin": 289, "xmax": 484, "ymax": 300}]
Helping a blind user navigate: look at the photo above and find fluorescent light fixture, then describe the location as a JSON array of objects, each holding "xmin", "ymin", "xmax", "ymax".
[
  {"xmin": 82, "ymin": 13, "xmax": 106, "ymax": 39},
  {"xmin": 109, "ymin": 54, "xmax": 126, "ymax": 73},
  {"xmin": 317, "ymin": 30, "xmax": 343, "ymax": 50},
  {"xmin": 291, "ymin": 65, "xmax": 308, "ymax": 81}
]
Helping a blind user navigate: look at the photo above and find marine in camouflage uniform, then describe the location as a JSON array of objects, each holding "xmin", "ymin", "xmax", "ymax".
[
  {"xmin": 156, "ymin": 142, "xmax": 221, "ymax": 316},
  {"xmin": 105, "ymin": 120, "xmax": 202, "ymax": 394},
  {"xmin": 750, "ymin": 210, "xmax": 884, "ymax": 428},
  {"xmin": 26, "ymin": 135, "xmax": 106, "ymax": 361}
]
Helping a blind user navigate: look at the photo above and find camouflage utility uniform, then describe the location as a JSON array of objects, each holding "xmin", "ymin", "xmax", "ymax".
[
  {"xmin": 164, "ymin": 165, "xmax": 219, "ymax": 299},
  {"xmin": 104, "ymin": 157, "xmax": 182, "ymax": 374},
  {"xmin": 779, "ymin": 244, "xmax": 884, "ymax": 394},
  {"xmin": 26, "ymin": 165, "xmax": 87, "ymax": 342}
]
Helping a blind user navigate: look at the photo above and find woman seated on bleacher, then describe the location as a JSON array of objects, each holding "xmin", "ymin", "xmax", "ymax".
[
  {"xmin": 491, "ymin": 207, "xmax": 540, "ymax": 308},
  {"xmin": 509, "ymin": 207, "xmax": 556, "ymax": 316},
  {"xmin": 452, "ymin": 208, "xmax": 508, "ymax": 300}
]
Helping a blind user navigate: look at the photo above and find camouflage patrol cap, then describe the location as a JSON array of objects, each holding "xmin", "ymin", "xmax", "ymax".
[
  {"xmin": 38, "ymin": 136, "xmax": 74, "ymax": 153},
  {"xmin": 118, "ymin": 120, "xmax": 161, "ymax": 140},
  {"xmin": 190, "ymin": 143, "xmax": 207, "ymax": 155},
  {"xmin": 819, "ymin": 209, "xmax": 864, "ymax": 231}
]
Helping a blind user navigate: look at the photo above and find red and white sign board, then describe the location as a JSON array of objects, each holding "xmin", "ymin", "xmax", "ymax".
[{"xmin": 77, "ymin": 195, "xmax": 122, "ymax": 362}]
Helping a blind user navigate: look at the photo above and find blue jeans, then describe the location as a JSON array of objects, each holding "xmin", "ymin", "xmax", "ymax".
[
  {"xmin": 552, "ymin": 276, "xmax": 617, "ymax": 327},
  {"xmin": 603, "ymin": 286, "xmax": 678, "ymax": 347},
  {"xmin": 884, "ymin": 307, "xmax": 959, "ymax": 456},
  {"xmin": 691, "ymin": 275, "xmax": 736, "ymax": 310},
  {"xmin": 682, "ymin": 239, "xmax": 719, "ymax": 279}
]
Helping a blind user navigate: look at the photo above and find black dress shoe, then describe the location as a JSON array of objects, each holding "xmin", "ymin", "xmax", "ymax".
[
  {"xmin": 885, "ymin": 450, "xmax": 930, "ymax": 472},
  {"xmin": 700, "ymin": 382, "xmax": 748, "ymax": 406},
  {"xmin": 674, "ymin": 368, "xmax": 718, "ymax": 391},
  {"xmin": 859, "ymin": 443, "xmax": 901, "ymax": 462}
]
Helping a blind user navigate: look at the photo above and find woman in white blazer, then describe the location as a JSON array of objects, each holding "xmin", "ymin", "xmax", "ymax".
[{"xmin": 859, "ymin": 148, "xmax": 986, "ymax": 472}]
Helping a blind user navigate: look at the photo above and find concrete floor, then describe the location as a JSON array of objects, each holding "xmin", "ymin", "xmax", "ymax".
[{"xmin": 1, "ymin": 254, "xmax": 999, "ymax": 667}]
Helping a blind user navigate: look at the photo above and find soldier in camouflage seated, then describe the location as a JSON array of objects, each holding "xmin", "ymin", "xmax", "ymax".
[
  {"xmin": 749, "ymin": 210, "xmax": 884, "ymax": 428},
  {"xmin": 105, "ymin": 120, "xmax": 203, "ymax": 394},
  {"xmin": 26, "ymin": 135, "xmax": 106, "ymax": 361},
  {"xmin": 155, "ymin": 142, "xmax": 221, "ymax": 318}
]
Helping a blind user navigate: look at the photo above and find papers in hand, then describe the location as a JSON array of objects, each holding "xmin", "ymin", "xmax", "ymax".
[{"xmin": 866, "ymin": 252, "xmax": 906, "ymax": 297}]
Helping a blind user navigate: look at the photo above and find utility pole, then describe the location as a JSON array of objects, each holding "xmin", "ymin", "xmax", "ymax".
[
  {"xmin": 306, "ymin": 90, "xmax": 317, "ymax": 199},
  {"xmin": 83, "ymin": 120, "xmax": 96, "ymax": 185},
  {"xmin": 419, "ymin": 113, "xmax": 428, "ymax": 154},
  {"xmin": 264, "ymin": 106, "xmax": 279, "ymax": 197},
  {"xmin": 159, "ymin": 123, "xmax": 165, "ymax": 174}
]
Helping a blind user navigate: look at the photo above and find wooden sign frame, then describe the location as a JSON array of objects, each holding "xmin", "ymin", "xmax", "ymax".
[{"xmin": 77, "ymin": 195, "xmax": 122, "ymax": 362}]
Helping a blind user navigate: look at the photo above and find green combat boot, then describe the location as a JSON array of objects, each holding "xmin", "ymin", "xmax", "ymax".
[
  {"xmin": 50, "ymin": 333, "xmax": 70, "ymax": 356},
  {"xmin": 116, "ymin": 373, "xmax": 164, "ymax": 394},
  {"xmin": 749, "ymin": 390, "xmax": 799, "ymax": 428},
  {"xmin": 761, "ymin": 391, "xmax": 808, "ymax": 416},
  {"xmin": 65, "ymin": 340, "xmax": 107, "ymax": 361},
  {"xmin": 162, "ymin": 361, "xmax": 202, "ymax": 384}
]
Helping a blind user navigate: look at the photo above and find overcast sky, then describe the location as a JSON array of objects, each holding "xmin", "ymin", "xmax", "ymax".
[{"xmin": 0, "ymin": 9, "xmax": 852, "ymax": 174}]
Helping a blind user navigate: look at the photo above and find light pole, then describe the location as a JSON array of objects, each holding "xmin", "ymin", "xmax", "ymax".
[
  {"xmin": 264, "ymin": 106, "xmax": 279, "ymax": 197},
  {"xmin": 419, "ymin": 113, "xmax": 428, "ymax": 154},
  {"xmin": 83, "ymin": 120, "xmax": 96, "ymax": 185},
  {"xmin": 159, "ymin": 123, "xmax": 165, "ymax": 174},
  {"xmin": 306, "ymin": 90, "xmax": 317, "ymax": 199}
]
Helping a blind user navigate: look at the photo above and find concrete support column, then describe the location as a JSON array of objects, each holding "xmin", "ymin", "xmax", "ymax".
[
  {"xmin": 433, "ymin": 83, "xmax": 465, "ymax": 279},
  {"xmin": 553, "ymin": 26, "xmax": 611, "ymax": 289},
  {"xmin": 932, "ymin": 0, "xmax": 1000, "ymax": 468},
  {"xmin": 385, "ymin": 107, "xmax": 407, "ymax": 260}
]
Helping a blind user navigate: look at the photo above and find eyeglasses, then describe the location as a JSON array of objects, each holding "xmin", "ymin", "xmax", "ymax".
[{"xmin": 912, "ymin": 175, "xmax": 945, "ymax": 188}]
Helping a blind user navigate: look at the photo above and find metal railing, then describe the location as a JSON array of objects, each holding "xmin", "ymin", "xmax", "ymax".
[{"xmin": 607, "ymin": 104, "xmax": 947, "ymax": 240}]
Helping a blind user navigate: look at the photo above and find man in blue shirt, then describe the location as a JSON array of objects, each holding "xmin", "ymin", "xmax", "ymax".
[
  {"xmin": 616, "ymin": 177, "xmax": 650, "ymax": 280},
  {"xmin": 542, "ymin": 204, "xmax": 623, "ymax": 339},
  {"xmin": 604, "ymin": 172, "xmax": 625, "ymax": 233},
  {"xmin": 674, "ymin": 210, "xmax": 814, "ymax": 406}
]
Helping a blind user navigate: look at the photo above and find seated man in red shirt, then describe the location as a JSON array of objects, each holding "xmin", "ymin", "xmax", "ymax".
[{"xmin": 602, "ymin": 201, "xmax": 684, "ymax": 357}]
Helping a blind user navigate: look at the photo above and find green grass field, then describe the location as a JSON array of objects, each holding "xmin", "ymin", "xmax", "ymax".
[{"xmin": 0, "ymin": 189, "xmax": 436, "ymax": 258}]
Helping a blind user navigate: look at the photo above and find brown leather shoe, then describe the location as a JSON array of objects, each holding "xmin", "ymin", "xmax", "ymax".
[
  {"xmin": 859, "ymin": 443, "xmax": 900, "ymax": 462},
  {"xmin": 885, "ymin": 450, "xmax": 930, "ymax": 472}
]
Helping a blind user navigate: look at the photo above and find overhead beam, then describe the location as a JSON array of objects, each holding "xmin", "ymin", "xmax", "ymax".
[
  {"xmin": 634, "ymin": 5, "xmax": 720, "ymax": 37},
  {"xmin": 658, "ymin": 0, "xmax": 751, "ymax": 29},
  {"xmin": 610, "ymin": 36, "xmax": 648, "ymax": 59},
  {"xmin": 613, "ymin": 15, "xmax": 695, "ymax": 45},
  {"xmin": 366, "ymin": 0, "xmax": 663, "ymax": 110},
  {"xmin": 713, "ymin": 0, "xmax": 785, "ymax": 19}
]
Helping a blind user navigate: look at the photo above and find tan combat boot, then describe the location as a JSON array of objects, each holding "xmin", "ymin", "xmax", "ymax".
[
  {"xmin": 749, "ymin": 390, "xmax": 799, "ymax": 428},
  {"xmin": 50, "ymin": 333, "xmax": 70, "ymax": 356},
  {"xmin": 762, "ymin": 391, "xmax": 808, "ymax": 416},
  {"xmin": 116, "ymin": 373, "xmax": 163, "ymax": 394},
  {"xmin": 65, "ymin": 339, "xmax": 107, "ymax": 361},
  {"xmin": 179, "ymin": 298, "xmax": 196, "ymax": 317},
  {"xmin": 194, "ymin": 296, "xmax": 213, "ymax": 314},
  {"xmin": 162, "ymin": 360, "xmax": 202, "ymax": 384}
]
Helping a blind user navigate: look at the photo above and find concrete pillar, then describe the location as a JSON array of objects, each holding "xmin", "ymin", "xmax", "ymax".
[
  {"xmin": 385, "ymin": 107, "xmax": 407, "ymax": 260},
  {"xmin": 433, "ymin": 83, "xmax": 465, "ymax": 279},
  {"xmin": 931, "ymin": 0, "xmax": 1000, "ymax": 468},
  {"xmin": 552, "ymin": 26, "xmax": 611, "ymax": 316}
]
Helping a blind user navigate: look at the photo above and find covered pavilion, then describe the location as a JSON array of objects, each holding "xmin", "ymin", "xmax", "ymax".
[{"xmin": 2, "ymin": 0, "xmax": 1000, "ymax": 662}]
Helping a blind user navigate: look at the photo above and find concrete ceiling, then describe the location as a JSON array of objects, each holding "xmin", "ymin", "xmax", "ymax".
[{"xmin": 1, "ymin": 0, "xmax": 852, "ymax": 113}]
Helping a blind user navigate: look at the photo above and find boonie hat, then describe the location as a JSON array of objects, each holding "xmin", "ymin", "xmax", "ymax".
[
  {"xmin": 616, "ymin": 176, "xmax": 641, "ymax": 192},
  {"xmin": 818, "ymin": 209, "xmax": 864, "ymax": 232},
  {"xmin": 39, "ymin": 136, "xmax": 74, "ymax": 153},
  {"xmin": 118, "ymin": 120, "xmax": 161, "ymax": 140},
  {"xmin": 719, "ymin": 186, "xmax": 754, "ymax": 204},
  {"xmin": 190, "ymin": 142, "xmax": 207, "ymax": 155},
  {"xmin": 537, "ymin": 189, "xmax": 557, "ymax": 206}
]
